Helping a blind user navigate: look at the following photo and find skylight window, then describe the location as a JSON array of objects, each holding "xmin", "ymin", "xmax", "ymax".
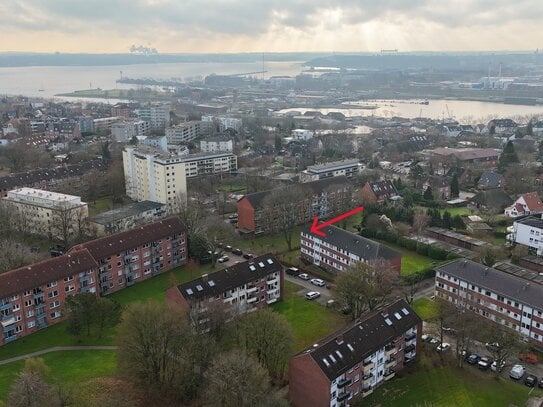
[
  {"xmin": 249, "ymin": 265, "xmax": 256, "ymax": 271},
  {"xmin": 186, "ymin": 288, "xmax": 193, "ymax": 295},
  {"xmin": 196, "ymin": 285, "xmax": 203, "ymax": 291},
  {"xmin": 394, "ymin": 312, "xmax": 402, "ymax": 320},
  {"xmin": 336, "ymin": 350, "xmax": 344, "ymax": 359},
  {"xmin": 322, "ymin": 358, "xmax": 330, "ymax": 367},
  {"xmin": 401, "ymin": 307, "xmax": 410, "ymax": 316},
  {"xmin": 384, "ymin": 318, "xmax": 393, "ymax": 326},
  {"xmin": 258, "ymin": 262, "xmax": 265, "ymax": 268},
  {"xmin": 347, "ymin": 344, "xmax": 354, "ymax": 352},
  {"xmin": 267, "ymin": 258, "xmax": 273, "ymax": 264},
  {"xmin": 329, "ymin": 354, "xmax": 337, "ymax": 363},
  {"xmin": 208, "ymin": 280, "xmax": 215, "ymax": 287}
]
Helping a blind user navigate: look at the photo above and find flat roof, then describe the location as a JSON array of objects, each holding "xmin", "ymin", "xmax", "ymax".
[
  {"xmin": 494, "ymin": 262, "xmax": 543, "ymax": 285},
  {"xmin": 427, "ymin": 227, "xmax": 490, "ymax": 247},
  {"xmin": 89, "ymin": 201, "xmax": 165, "ymax": 225},
  {"xmin": 306, "ymin": 159, "xmax": 359, "ymax": 173}
]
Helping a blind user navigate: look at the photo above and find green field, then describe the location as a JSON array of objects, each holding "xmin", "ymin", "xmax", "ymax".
[
  {"xmin": 411, "ymin": 297, "xmax": 440, "ymax": 321},
  {"xmin": 376, "ymin": 240, "xmax": 435, "ymax": 277},
  {"xmin": 362, "ymin": 352, "xmax": 543, "ymax": 407},
  {"xmin": 0, "ymin": 350, "xmax": 116, "ymax": 401},
  {"xmin": 273, "ymin": 281, "xmax": 346, "ymax": 352},
  {"xmin": 439, "ymin": 207, "xmax": 473, "ymax": 217},
  {"xmin": 88, "ymin": 198, "xmax": 114, "ymax": 216}
]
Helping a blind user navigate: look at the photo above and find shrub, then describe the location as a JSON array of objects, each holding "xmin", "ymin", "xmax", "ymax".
[
  {"xmin": 427, "ymin": 245, "xmax": 448, "ymax": 260},
  {"xmin": 416, "ymin": 242, "xmax": 429, "ymax": 256}
]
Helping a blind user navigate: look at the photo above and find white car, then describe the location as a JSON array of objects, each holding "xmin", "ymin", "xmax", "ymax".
[
  {"xmin": 436, "ymin": 343, "xmax": 451, "ymax": 352},
  {"xmin": 509, "ymin": 364, "xmax": 526, "ymax": 380},
  {"xmin": 491, "ymin": 360, "xmax": 506, "ymax": 372},
  {"xmin": 298, "ymin": 273, "xmax": 310, "ymax": 280},
  {"xmin": 310, "ymin": 278, "xmax": 326, "ymax": 287},
  {"xmin": 217, "ymin": 255, "xmax": 229, "ymax": 263},
  {"xmin": 305, "ymin": 291, "xmax": 321, "ymax": 300}
]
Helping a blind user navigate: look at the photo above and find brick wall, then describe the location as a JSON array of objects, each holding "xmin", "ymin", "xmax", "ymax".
[{"xmin": 289, "ymin": 353, "xmax": 331, "ymax": 407}]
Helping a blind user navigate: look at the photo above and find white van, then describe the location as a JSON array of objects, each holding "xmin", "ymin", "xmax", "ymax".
[{"xmin": 509, "ymin": 364, "xmax": 526, "ymax": 380}]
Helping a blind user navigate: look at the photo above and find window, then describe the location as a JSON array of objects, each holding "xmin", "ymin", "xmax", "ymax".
[
  {"xmin": 50, "ymin": 301, "xmax": 60, "ymax": 309},
  {"xmin": 24, "ymin": 290, "xmax": 31, "ymax": 296},
  {"xmin": 64, "ymin": 285, "xmax": 75, "ymax": 293},
  {"xmin": 47, "ymin": 281, "xmax": 57, "ymax": 288},
  {"xmin": 47, "ymin": 290, "xmax": 58, "ymax": 298},
  {"xmin": 26, "ymin": 310, "xmax": 34, "ymax": 318},
  {"xmin": 64, "ymin": 276, "xmax": 73, "ymax": 282},
  {"xmin": 24, "ymin": 300, "xmax": 32, "ymax": 307},
  {"xmin": 27, "ymin": 321, "xmax": 36, "ymax": 329},
  {"xmin": 12, "ymin": 304, "xmax": 20, "ymax": 312},
  {"xmin": 50, "ymin": 311, "xmax": 61, "ymax": 319}
]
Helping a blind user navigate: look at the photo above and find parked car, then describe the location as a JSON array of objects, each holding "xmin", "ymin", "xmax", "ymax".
[
  {"xmin": 310, "ymin": 278, "xmax": 326, "ymax": 287},
  {"xmin": 305, "ymin": 291, "xmax": 321, "ymax": 300},
  {"xmin": 243, "ymin": 253, "xmax": 254, "ymax": 259},
  {"xmin": 298, "ymin": 273, "xmax": 310, "ymax": 280},
  {"xmin": 228, "ymin": 214, "xmax": 238, "ymax": 220},
  {"xmin": 538, "ymin": 377, "xmax": 543, "ymax": 389},
  {"xmin": 491, "ymin": 360, "xmax": 506, "ymax": 372},
  {"xmin": 478, "ymin": 357, "xmax": 493, "ymax": 370},
  {"xmin": 286, "ymin": 267, "xmax": 300, "ymax": 276},
  {"xmin": 509, "ymin": 364, "xmax": 526, "ymax": 380},
  {"xmin": 437, "ymin": 343, "xmax": 451, "ymax": 352},
  {"xmin": 231, "ymin": 248, "xmax": 243, "ymax": 256},
  {"xmin": 467, "ymin": 354, "xmax": 481, "ymax": 365},
  {"xmin": 525, "ymin": 374, "xmax": 538, "ymax": 387},
  {"xmin": 429, "ymin": 338, "xmax": 440, "ymax": 345},
  {"xmin": 225, "ymin": 245, "xmax": 233, "ymax": 251},
  {"xmin": 217, "ymin": 255, "xmax": 229, "ymax": 263},
  {"xmin": 421, "ymin": 334, "xmax": 430, "ymax": 342}
]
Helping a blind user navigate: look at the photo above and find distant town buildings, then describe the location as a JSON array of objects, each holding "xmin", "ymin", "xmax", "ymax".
[
  {"xmin": 111, "ymin": 120, "xmax": 149, "ymax": 142},
  {"xmin": 165, "ymin": 121, "xmax": 212, "ymax": 144},
  {"xmin": 166, "ymin": 254, "xmax": 283, "ymax": 325},
  {"xmin": 0, "ymin": 217, "xmax": 186, "ymax": 345},
  {"xmin": 179, "ymin": 151, "xmax": 237, "ymax": 178},
  {"xmin": 435, "ymin": 259, "xmax": 543, "ymax": 347},
  {"xmin": 88, "ymin": 200, "xmax": 166, "ymax": 236},
  {"xmin": 292, "ymin": 129, "xmax": 314, "ymax": 141},
  {"xmin": 300, "ymin": 159, "xmax": 362, "ymax": 183},
  {"xmin": 201, "ymin": 115, "xmax": 242, "ymax": 132},
  {"xmin": 137, "ymin": 103, "xmax": 171, "ymax": 130},
  {"xmin": 1, "ymin": 188, "xmax": 88, "ymax": 240},
  {"xmin": 200, "ymin": 136, "xmax": 234, "ymax": 153},
  {"xmin": 289, "ymin": 300, "xmax": 421, "ymax": 407},
  {"xmin": 360, "ymin": 180, "xmax": 400, "ymax": 204},
  {"xmin": 300, "ymin": 225, "xmax": 403, "ymax": 275},
  {"xmin": 488, "ymin": 118, "xmax": 518, "ymax": 134}
]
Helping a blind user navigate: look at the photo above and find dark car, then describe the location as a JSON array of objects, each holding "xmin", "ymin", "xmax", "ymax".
[
  {"xmin": 231, "ymin": 248, "xmax": 243, "ymax": 256},
  {"xmin": 243, "ymin": 253, "xmax": 254, "ymax": 259},
  {"xmin": 467, "ymin": 354, "xmax": 481, "ymax": 365},
  {"xmin": 286, "ymin": 267, "xmax": 300, "ymax": 276},
  {"xmin": 538, "ymin": 377, "xmax": 543, "ymax": 389},
  {"xmin": 525, "ymin": 374, "xmax": 538, "ymax": 387}
]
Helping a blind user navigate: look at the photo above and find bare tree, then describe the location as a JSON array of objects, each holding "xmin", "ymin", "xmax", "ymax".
[
  {"xmin": 6, "ymin": 358, "xmax": 60, "ymax": 407},
  {"xmin": 412, "ymin": 209, "xmax": 430, "ymax": 237},
  {"xmin": 477, "ymin": 246, "xmax": 504, "ymax": 267},
  {"xmin": 333, "ymin": 259, "xmax": 399, "ymax": 320},
  {"xmin": 483, "ymin": 328, "xmax": 522, "ymax": 375},
  {"xmin": 261, "ymin": 185, "xmax": 309, "ymax": 251}
]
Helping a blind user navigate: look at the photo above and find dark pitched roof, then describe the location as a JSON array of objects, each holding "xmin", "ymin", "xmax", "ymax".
[
  {"xmin": 478, "ymin": 171, "xmax": 503, "ymax": 189},
  {"xmin": 73, "ymin": 216, "xmax": 185, "ymax": 259},
  {"xmin": 301, "ymin": 225, "xmax": 402, "ymax": 261},
  {"xmin": 436, "ymin": 259, "xmax": 543, "ymax": 310},
  {"xmin": 240, "ymin": 176, "xmax": 351, "ymax": 209},
  {"xmin": 176, "ymin": 254, "xmax": 281, "ymax": 300},
  {"xmin": 0, "ymin": 249, "xmax": 98, "ymax": 300},
  {"xmin": 471, "ymin": 189, "xmax": 512, "ymax": 209},
  {"xmin": 367, "ymin": 180, "xmax": 398, "ymax": 198},
  {"xmin": 299, "ymin": 300, "xmax": 421, "ymax": 380}
]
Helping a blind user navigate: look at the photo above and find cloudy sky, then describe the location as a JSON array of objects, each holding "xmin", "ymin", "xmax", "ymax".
[{"xmin": 1, "ymin": 0, "xmax": 541, "ymax": 53}]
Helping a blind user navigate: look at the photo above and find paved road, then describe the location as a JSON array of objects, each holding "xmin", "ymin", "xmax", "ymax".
[
  {"xmin": 285, "ymin": 274, "xmax": 332, "ymax": 305},
  {"xmin": 0, "ymin": 345, "xmax": 118, "ymax": 366}
]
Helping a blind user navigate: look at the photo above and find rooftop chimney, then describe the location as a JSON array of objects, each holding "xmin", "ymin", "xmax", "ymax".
[{"xmin": 202, "ymin": 274, "xmax": 208, "ymax": 283}]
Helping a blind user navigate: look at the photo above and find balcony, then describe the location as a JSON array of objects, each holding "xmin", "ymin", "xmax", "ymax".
[
  {"xmin": 34, "ymin": 302, "xmax": 45, "ymax": 310},
  {"xmin": 363, "ymin": 374, "xmax": 373, "ymax": 384},
  {"xmin": 385, "ymin": 347, "xmax": 396, "ymax": 358},
  {"xmin": 246, "ymin": 286, "xmax": 258, "ymax": 294},
  {"xmin": 362, "ymin": 387, "xmax": 373, "ymax": 397},
  {"xmin": 99, "ymin": 280, "xmax": 110, "ymax": 288},
  {"xmin": 405, "ymin": 332, "xmax": 416, "ymax": 341},
  {"xmin": 0, "ymin": 302, "xmax": 11, "ymax": 312},
  {"xmin": 247, "ymin": 296, "xmax": 258, "ymax": 304},
  {"xmin": 405, "ymin": 344, "xmax": 416, "ymax": 354},
  {"xmin": 363, "ymin": 359, "xmax": 374, "ymax": 370},
  {"xmin": 78, "ymin": 275, "xmax": 89, "ymax": 284},
  {"xmin": 33, "ymin": 291, "xmax": 44, "ymax": 300},
  {"xmin": 337, "ymin": 392, "xmax": 350, "ymax": 402},
  {"xmin": 385, "ymin": 359, "xmax": 396, "ymax": 369},
  {"xmin": 337, "ymin": 378, "xmax": 351, "ymax": 389},
  {"xmin": 3, "ymin": 334, "xmax": 17, "ymax": 343},
  {"xmin": 384, "ymin": 370, "xmax": 395, "ymax": 381}
]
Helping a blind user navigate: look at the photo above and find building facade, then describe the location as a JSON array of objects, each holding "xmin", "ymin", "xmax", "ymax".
[
  {"xmin": 300, "ymin": 159, "xmax": 361, "ymax": 183},
  {"xmin": 504, "ymin": 192, "xmax": 543, "ymax": 218},
  {"xmin": 1, "ymin": 188, "xmax": 88, "ymax": 240},
  {"xmin": 511, "ymin": 216, "xmax": 543, "ymax": 255},
  {"xmin": 200, "ymin": 137, "xmax": 234, "ymax": 153},
  {"xmin": 166, "ymin": 254, "xmax": 283, "ymax": 324},
  {"xmin": 165, "ymin": 121, "xmax": 211, "ymax": 144},
  {"xmin": 88, "ymin": 200, "xmax": 166, "ymax": 236},
  {"xmin": 179, "ymin": 151, "xmax": 237, "ymax": 178},
  {"xmin": 360, "ymin": 180, "xmax": 399, "ymax": 204},
  {"xmin": 434, "ymin": 259, "xmax": 543, "ymax": 347},
  {"xmin": 123, "ymin": 147, "xmax": 188, "ymax": 210},
  {"xmin": 289, "ymin": 300, "xmax": 421, "ymax": 407},
  {"xmin": 201, "ymin": 115, "xmax": 242, "ymax": 132},
  {"xmin": 292, "ymin": 129, "xmax": 314, "ymax": 141},
  {"xmin": 137, "ymin": 103, "xmax": 171, "ymax": 130}
]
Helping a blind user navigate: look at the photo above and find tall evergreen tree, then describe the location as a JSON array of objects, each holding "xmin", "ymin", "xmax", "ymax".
[
  {"xmin": 423, "ymin": 186, "xmax": 433, "ymax": 200},
  {"xmin": 498, "ymin": 141, "xmax": 519, "ymax": 173},
  {"xmin": 527, "ymin": 120, "xmax": 533, "ymax": 136},
  {"xmin": 450, "ymin": 174, "xmax": 459, "ymax": 198}
]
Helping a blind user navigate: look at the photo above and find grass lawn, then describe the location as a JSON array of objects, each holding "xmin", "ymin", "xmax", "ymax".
[
  {"xmin": 439, "ymin": 207, "xmax": 473, "ymax": 217},
  {"xmin": 88, "ymin": 198, "xmax": 113, "ymax": 216},
  {"xmin": 362, "ymin": 352, "xmax": 543, "ymax": 407},
  {"xmin": 411, "ymin": 297, "xmax": 440, "ymax": 321},
  {"xmin": 237, "ymin": 227, "xmax": 302, "ymax": 256},
  {"xmin": 0, "ymin": 350, "xmax": 116, "ymax": 401},
  {"xmin": 273, "ymin": 281, "xmax": 346, "ymax": 352},
  {"xmin": 376, "ymin": 240, "xmax": 435, "ymax": 277}
]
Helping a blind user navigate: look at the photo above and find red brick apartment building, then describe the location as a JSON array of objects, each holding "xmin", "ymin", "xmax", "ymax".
[
  {"xmin": 289, "ymin": 300, "xmax": 421, "ymax": 407},
  {"xmin": 435, "ymin": 259, "xmax": 543, "ymax": 347},
  {"xmin": 166, "ymin": 254, "xmax": 283, "ymax": 320},
  {"xmin": 237, "ymin": 176, "xmax": 353, "ymax": 235},
  {"xmin": 0, "ymin": 217, "xmax": 186, "ymax": 345},
  {"xmin": 300, "ymin": 225, "xmax": 402, "ymax": 275}
]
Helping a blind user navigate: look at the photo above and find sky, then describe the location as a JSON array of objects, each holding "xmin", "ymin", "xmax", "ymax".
[{"xmin": 0, "ymin": 0, "xmax": 541, "ymax": 53}]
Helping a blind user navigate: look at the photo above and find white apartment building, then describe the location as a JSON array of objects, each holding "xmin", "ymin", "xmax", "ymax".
[
  {"xmin": 200, "ymin": 137, "xmax": 234, "ymax": 153},
  {"xmin": 137, "ymin": 103, "xmax": 171, "ymax": 130},
  {"xmin": 179, "ymin": 151, "xmax": 237, "ymax": 178},
  {"xmin": 511, "ymin": 216, "xmax": 543, "ymax": 255},
  {"xmin": 165, "ymin": 121, "xmax": 212, "ymax": 145},
  {"xmin": 123, "ymin": 147, "xmax": 188, "ymax": 211},
  {"xmin": 93, "ymin": 117, "xmax": 120, "ymax": 133},
  {"xmin": 435, "ymin": 259, "xmax": 543, "ymax": 347},
  {"xmin": 292, "ymin": 129, "xmax": 314, "ymax": 141},
  {"xmin": 201, "ymin": 115, "xmax": 242, "ymax": 132},
  {"xmin": 1, "ymin": 188, "xmax": 88, "ymax": 239},
  {"xmin": 300, "ymin": 159, "xmax": 362, "ymax": 183}
]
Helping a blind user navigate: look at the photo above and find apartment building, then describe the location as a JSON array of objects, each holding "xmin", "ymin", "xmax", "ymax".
[
  {"xmin": 137, "ymin": 103, "xmax": 171, "ymax": 130},
  {"xmin": 292, "ymin": 129, "xmax": 314, "ymax": 141},
  {"xmin": 70, "ymin": 216, "xmax": 187, "ymax": 296},
  {"xmin": 289, "ymin": 300, "xmax": 421, "ymax": 407},
  {"xmin": 511, "ymin": 216, "xmax": 543, "ymax": 255},
  {"xmin": 300, "ymin": 159, "xmax": 362, "ymax": 183},
  {"xmin": 237, "ymin": 177, "xmax": 353, "ymax": 235},
  {"xmin": 434, "ymin": 259, "xmax": 543, "ymax": 346},
  {"xmin": 93, "ymin": 117, "xmax": 119, "ymax": 133},
  {"xmin": 300, "ymin": 225, "xmax": 402, "ymax": 275},
  {"xmin": 166, "ymin": 254, "xmax": 283, "ymax": 322},
  {"xmin": 1, "ymin": 188, "xmax": 88, "ymax": 239},
  {"xmin": 200, "ymin": 136, "xmax": 234, "ymax": 153},
  {"xmin": 111, "ymin": 120, "xmax": 150, "ymax": 142},
  {"xmin": 0, "ymin": 217, "xmax": 186, "ymax": 345},
  {"xmin": 165, "ymin": 121, "xmax": 211, "ymax": 144},
  {"xmin": 179, "ymin": 151, "xmax": 237, "ymax": 178},
  {"xmin": 0, "ymin": 249, "xmax": 99, "ymax": 345},
  {"xmin": 88, "ymin": 200, "xmax": 166, "ymax": 236},
  {"xmin": 201, "ymin": 115, "xmax": 242, "ymax": 132},
  {"xmin": 123, "ymin": 147, "xmax": 188, "ymax": 210}
]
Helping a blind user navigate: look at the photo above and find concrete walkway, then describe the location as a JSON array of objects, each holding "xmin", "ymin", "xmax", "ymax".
[{"xmin": 0, "ymin": 345, "xmax": 118, "ymax": 366}]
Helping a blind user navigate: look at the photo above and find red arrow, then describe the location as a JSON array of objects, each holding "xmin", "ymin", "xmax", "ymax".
[{"xmin": 310, "ymin": 206, "xmax": 365, "ymax": 237}]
